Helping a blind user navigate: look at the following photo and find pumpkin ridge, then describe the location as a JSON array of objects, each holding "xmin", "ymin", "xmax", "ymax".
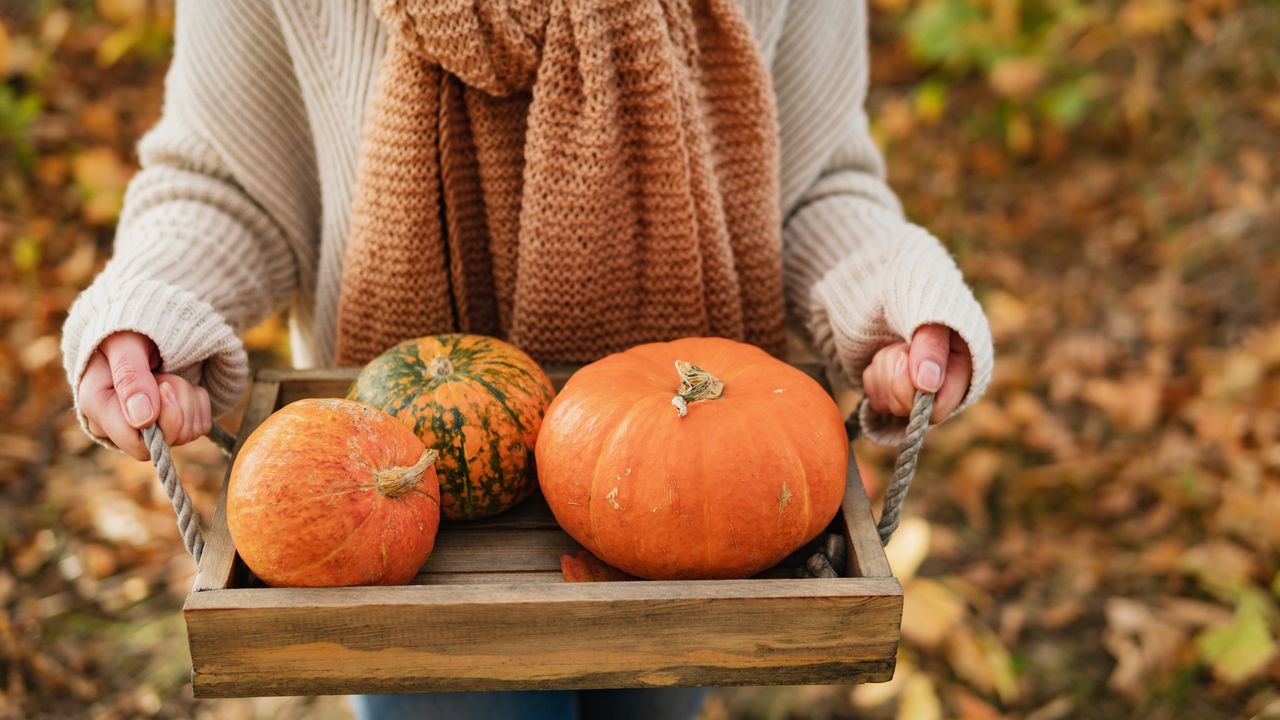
[
  {"xmin": 455, "ymin": 369, "xmax": 525, "ymax": 433},
  {"xmin": 228, "ymin": 485, "xmax": 373, "ymax": 512},
  {"xmin": 468, "ymin": 360, "xmax": 554, "ymax": 399},
  {"xmin": 402, "ymin": 491, "xmax": 436, "ymax": 537},
  {"xmin": 586, "ymin": 395, "xmax": 659, "ymax": 554},
  {"xmin": 698, "ymin": 419, "xmax": 714, "ymax": 572},
  {"xmin": 622, "ymin": 342, "xmax": 692, "ymax": 376},
  {"xmin": 437, "ymin": 381, "xmax": 475, "ymax": 518},
  {"xmin": 719, "ymin": 408, "xmax": 762, "ymax": 573},
  {"xmin": 279, "ymin": 488, "xmax": 385, "ymax": 578},
  {"xmin": 711, "ymin": 353, "xmax": 788, "ymax": 384},
  {"xmin": 409, "ymin": 486, "xmax": 440, "ymax": 505},
  {"xmin": 783, "ymin": 429, "xmax": 812, "ymax": 538}
]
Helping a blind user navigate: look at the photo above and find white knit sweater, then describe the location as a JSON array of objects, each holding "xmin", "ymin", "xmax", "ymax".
[{"xmin": 62, "ymin": 0, "xmax": 993, "ymax": 444}]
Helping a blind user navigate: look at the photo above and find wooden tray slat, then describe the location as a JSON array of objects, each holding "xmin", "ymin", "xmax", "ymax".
[
  {"xmin": 186, "ymin": 578, "xmax": 902, "ymax": 697},
  {"xmin": 412, "ymin": 571, "xmax": 564, "ymax": 586},
  {"xmin": 840, "ymin": 460, "xmax": 893, "ymax": 578},
  {"xmin": 422, "ymin": 528, "xmax": 583, "ymax": 573}
]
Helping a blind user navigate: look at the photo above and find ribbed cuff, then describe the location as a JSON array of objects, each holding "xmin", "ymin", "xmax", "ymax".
[
  {"xmin": 809, "ymin": 223, "xmax": 994, "ymax": 445},
  {"xmin": 61, "ymin": 277, "xmax": 248, "ymax": 448}
]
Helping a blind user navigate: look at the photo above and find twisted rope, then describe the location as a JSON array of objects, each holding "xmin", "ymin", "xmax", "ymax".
[
  {"xmin": 846, "ymin": 391, "xmax": 934, "ymax": 546},
  {"xmin": 802, "ymin": 390, "xmax": 934, "ymax": 577},
  {"xmin": 143, "ymin": 422, "xmax": 236, "ymax": 563},
  {"xmin": 876, "ymin": 392, "xmax": 933, "ymax": 544}
]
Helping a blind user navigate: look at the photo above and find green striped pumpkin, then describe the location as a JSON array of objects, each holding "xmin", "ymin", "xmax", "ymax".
[{"xmin": 348, "ymin": 334, "xmax": 555, "ymax": 520}]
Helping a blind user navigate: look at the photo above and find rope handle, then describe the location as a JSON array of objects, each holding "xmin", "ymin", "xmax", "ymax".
[
  {"xmin": 145, "ymin": 422, "xmax": 236, "ymax": 563},
  {"xmin": 846, "ymin": 391, "xmax": 934, "ymax": 545}
]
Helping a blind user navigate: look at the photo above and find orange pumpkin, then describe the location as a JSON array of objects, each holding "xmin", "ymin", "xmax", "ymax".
[
  {"xmin": 536, "ymin": 337, "xmax": 848, "ymax": 580},
  {"xmin": 228, "ymin": 398, "xmax": 441, "ymax": 587}
]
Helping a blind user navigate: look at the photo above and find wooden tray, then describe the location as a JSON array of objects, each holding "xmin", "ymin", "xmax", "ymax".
[{"xmin": 184, "ymin": 367, "xmax": 903, "ymax": 698}]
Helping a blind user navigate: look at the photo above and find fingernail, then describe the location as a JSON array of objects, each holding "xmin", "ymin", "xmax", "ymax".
[
  {"xmin": 160, "ymin": 382, "xmax": 176, "ymax": 405},
  {"xmin": 916, "ymin": 361, "xmax": 943, "ymax": 393},
  {"xmin": 894, "ymin": 353, "xmax": 907, "ymax": 378},
  {"xmin": 125, "ymin": 393, "xmax": 153, "ymax": 426}
]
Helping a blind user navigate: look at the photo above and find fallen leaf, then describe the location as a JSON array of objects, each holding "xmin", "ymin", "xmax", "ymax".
[
  {"xmin": 0, "ymin": 21, "xmax": 11, "ymax": 76},
  {"xmin": 97, "ymin": 24, "xmax": 147, "ymax": 68},
  {"xmin": 1025, "ymin": 696, "xmax": 1075, "ymax": 720},
  {"xmin": 990, "ymin": 58, "xmax": 1045, "ymax": 98},
  {"xmin": 73, "ymin": 148, "xmax": 132, "ymax": 224},
  {"xmin": 1181, "ymin": 540, "xmax": 1258, "ymax": 601},
  {"xmin": 897, "ymin": 672, "xmax": 941, "ymax": 720},
  {"xmin": 1103, "ymin": 597, "xmax": 1187, "ymax": 699},
  {"xmin": 560, "ymin": 551, "xmax": 634, "ymax": 583},
  {"xmin": 950, "ymin": 447, "xmax": 1001, "ymax": 529},
  {"xmin": 946, "ymin": 624, "xmax": 1020, "ymax": 704},
  {"xmin": 947, "ymin": 687, "xmax": 1006, "ymax": 720},
  {"xmin": 97, "ymin": 0, "xmax": 148, "ymax": 25},
  {"xmin": 1119, "ymin": 0, "xmax": 1182, "ymax": 36},
  {"xmin": 1195, "ymin": 589, "xmax": 1278, "ymax": 685},
  {"xmin": 885, "ymin": 517, "xmax": 930, "ymax": 582},
  {"xmin": 984, "ymin": 289, "xmax": 1030, "ymax": 342},
  {"xmin": 901, "ymin": 578, "xmax": 966, "ymax": 649}
]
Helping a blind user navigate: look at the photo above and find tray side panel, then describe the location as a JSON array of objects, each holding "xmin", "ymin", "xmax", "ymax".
[
  {"xmin": 195, "ymin": 378, "xmax": 280, "ymax": 592},
  {"xmin": 271, "ymin": 368, "xmax": 358, "ymax": 406},
  {"xmin": 839, "ymin": 451, "xmax": 893, "ymax": 578},
  {"xmin": 186, "ymin": 578, "xmax": 902, "ymax": 697}
]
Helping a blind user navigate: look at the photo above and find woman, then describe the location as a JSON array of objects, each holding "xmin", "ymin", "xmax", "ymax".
[{"xmin": 63, "ymin": 1, "xmax": 993, "ymax": 717}]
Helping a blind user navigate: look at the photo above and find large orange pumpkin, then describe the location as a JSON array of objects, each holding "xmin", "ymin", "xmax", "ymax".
[
  {"xmin": 536, "ymin": 337, "xmax": 848, "ymax": 580},
  {"xmin": 228, "ymin": 398, "xmax": 441, "ymax": 587}
]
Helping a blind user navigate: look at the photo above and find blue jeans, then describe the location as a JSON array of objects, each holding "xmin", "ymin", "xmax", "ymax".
[{"xmin": 349, "ymin": 688, "xmax": 711, "ymax": 720}]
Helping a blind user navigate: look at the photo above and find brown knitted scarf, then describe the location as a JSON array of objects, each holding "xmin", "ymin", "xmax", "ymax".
[{"xmin": 334, "ymin": 0, "xmax": 787, "ymax": 366}]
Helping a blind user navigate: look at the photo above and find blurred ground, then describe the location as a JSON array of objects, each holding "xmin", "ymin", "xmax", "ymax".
[{"xmin": 1, "ymin": 1, "xmax": 1278, "ymax": 719}]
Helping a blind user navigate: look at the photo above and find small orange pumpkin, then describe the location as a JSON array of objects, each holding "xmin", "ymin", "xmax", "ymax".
[
  {"xmin": 228, "ymin": 398, "xmax": 440, "ymax": 587},
  {"xmin": 536, "ymin": 337, "xmax": 848, "ymax": 579}
]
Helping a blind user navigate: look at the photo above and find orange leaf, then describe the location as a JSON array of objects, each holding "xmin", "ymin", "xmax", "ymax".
[{"xmin": 560, "ymin": 551, "xmax": 635, "ymax": 583}]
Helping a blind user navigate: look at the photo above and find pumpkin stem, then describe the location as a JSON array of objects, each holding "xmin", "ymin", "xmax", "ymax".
[
  {"xmin": 671, "ymin": 360, "xmax": 724, "ymax": 418},
  {"xmin": 375, "ymin": 448, "xmax": 439, "ymax": 498},
  {"xmin": 427, "ymin": 355, "xmax": 454, "ymax": 378}
]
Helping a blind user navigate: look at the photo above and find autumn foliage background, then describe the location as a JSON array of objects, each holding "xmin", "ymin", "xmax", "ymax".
[{"xmin": 1, "ymin": 1, "xmax": 1277, "ymax": 718}]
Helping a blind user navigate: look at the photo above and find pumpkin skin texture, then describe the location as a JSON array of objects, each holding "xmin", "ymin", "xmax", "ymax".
[
  {"xmin": 227, "ymin": 398, "xmax": 441, "ymax": 588},
  {"xmin": 536, "ymin": 337, "xmax": 849, "ymax": 580},
  {"xmin": 348, "ymin": 334, "xmax": 556, "ymax": 521}
]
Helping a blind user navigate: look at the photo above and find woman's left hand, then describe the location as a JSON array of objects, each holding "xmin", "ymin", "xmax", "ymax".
[{"xmin": 862, "ymin": 324, "xmax": 972, "ymax": 424}]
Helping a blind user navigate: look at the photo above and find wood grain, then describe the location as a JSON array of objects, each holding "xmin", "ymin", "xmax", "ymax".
[
  {"xmin": 412, "ymin": 571, "xmax": 564, "ymax": 586},
  {"xmin": 195, "ymin": 378, "xmax": 279, "ymax": 592},
  {"xmin": 422, "ymin": 528, "xmax": 583, "ymax": 573},
  {"xmin": 270, "ymin": 369, "xmax": 358, "ymax": 406},
  {"xmin": 839, "ymin": 450, "xmax": 893, "ymax": 578},
  {"xmin": 185, "ymin": 578, "xmax": 902, "ymax": 697}
]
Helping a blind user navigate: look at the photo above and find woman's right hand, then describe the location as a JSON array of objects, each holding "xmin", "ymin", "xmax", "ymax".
[{"xmin": 78, "ymin": 331, "xmax": 213, "ymax": 461}]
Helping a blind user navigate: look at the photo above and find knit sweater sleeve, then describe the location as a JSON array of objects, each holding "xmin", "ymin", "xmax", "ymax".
[
  {"xmin": 773, "ymin": 0, "xmax": 994, "ymax": 445},
  {"xmin": 61, "ymin": 0, "xmax": 319, "ymax": 439}
]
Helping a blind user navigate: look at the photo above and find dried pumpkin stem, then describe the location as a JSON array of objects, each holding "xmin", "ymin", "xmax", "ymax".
[
  {"xmin": 376, "ymin": 447, "xmax": 439, "ymax": 498},
  {"xmin": 671, "ymin": 360, "xmax": 725, "ymax": 418}
]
